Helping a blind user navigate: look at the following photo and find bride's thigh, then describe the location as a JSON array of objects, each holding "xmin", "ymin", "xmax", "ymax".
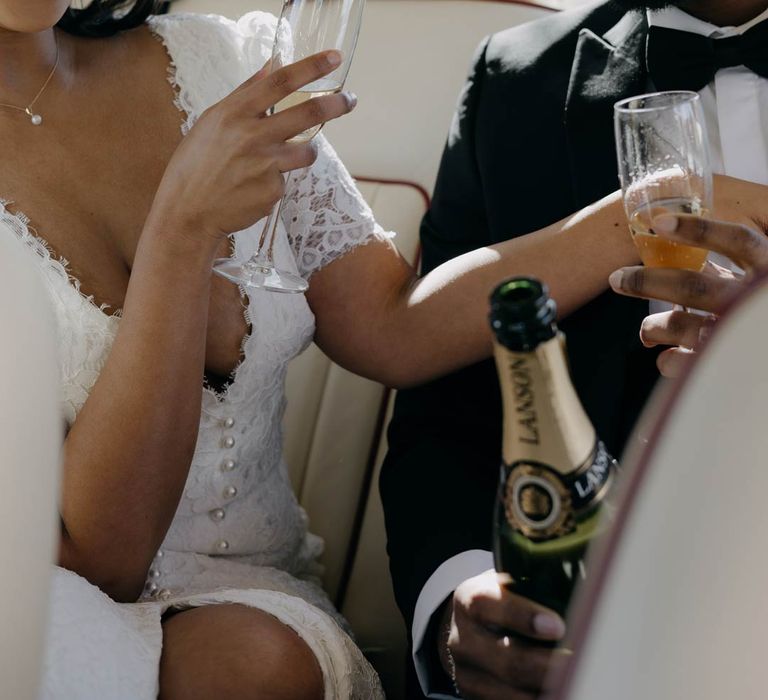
[{"xmin": 158, "ymin": 604, "xmax": 324, "ymax": 700}]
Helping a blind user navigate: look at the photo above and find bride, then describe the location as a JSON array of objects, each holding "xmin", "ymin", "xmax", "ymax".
[{"xmin": 4, "ymin": 1, "xmax": 768, "ymax": 698}]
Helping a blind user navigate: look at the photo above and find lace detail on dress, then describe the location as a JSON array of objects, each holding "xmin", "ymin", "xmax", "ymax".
[
  {"xmin": 0, "ymin": 200, "xmax": 120, "ymax": 425},
  {"xmin": 283, "ymin": 135, "xmax": 395, "ymax": 280},
  {"xmin": 147, "ymin": 12, "xmax": 249, "ymax": 133},
  {"xmin": 0, "ymin": 200, "xmax": 118, "ymax": 317}
]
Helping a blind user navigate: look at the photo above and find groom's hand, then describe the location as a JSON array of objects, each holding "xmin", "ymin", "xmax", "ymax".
[
  {"xmin": 440, "ymin": 570, "xmax": 566, "ymax": 699},
  {"xmin": 609, "ymin": 214, "xmax": 768, "ymax": 378}
]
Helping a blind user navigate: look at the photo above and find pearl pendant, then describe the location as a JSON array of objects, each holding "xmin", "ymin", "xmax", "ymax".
[{"xmin": 25, "ymin": 109, "xmax": 42, "ymax": 126}]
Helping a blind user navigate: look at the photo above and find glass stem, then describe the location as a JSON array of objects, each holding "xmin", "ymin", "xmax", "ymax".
[{"xmin": 254, "ymin": 171, "xmax": 291, "ymax": 268}]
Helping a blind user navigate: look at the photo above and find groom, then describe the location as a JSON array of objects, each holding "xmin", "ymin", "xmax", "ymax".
[{"xmin": 381, "ymin": 0, "xmax": 768, "ymax": 697}]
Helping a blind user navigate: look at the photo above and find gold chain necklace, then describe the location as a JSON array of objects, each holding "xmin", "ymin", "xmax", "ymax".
[{"xmin": 0, "ymin": 37, "xmax": 60, "ymax": 126}]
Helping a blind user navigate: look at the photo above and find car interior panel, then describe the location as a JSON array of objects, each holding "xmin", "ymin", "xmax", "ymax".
[
  {"xmin": 556, "ymin": 274, "xmax": 768, "ymax": 700},
  {"xmin": 0, "ymin": 229, "xmax": 61, "ymax": 700}
]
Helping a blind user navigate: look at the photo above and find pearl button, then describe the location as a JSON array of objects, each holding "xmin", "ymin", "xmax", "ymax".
[
  {"xmin": 146, "ymin": 582, "xmax": 158, "ymax": 595},
  {"xmin": 223, "ymin": 436, "xmax": 235, "ymax": 449},
  {"xmin": 224, "ymin": 417, "xmax": 235, "ymax": 429},
  {"xmin": 158, "ymin": 589, "xmax": 172, "ymax": 601},
  {"xmin": 149, "ymin": 568, "xmax": 160, "ymax": 579},
  {"xmin": 155, "ymin": 550, "xmax": 164, "ymax": 559},
  {"xmin": 210, "ymin": 508, "xmax": 226, "ymax": 522},
  {"xmin": 223, "ymin": 486, "xmax": 238, "ymax": 499},
  {"xmin": 222, "ymin": 459, "xmax": 236, "ymax": 472},
  {"xmin": 216, "ymin": 539, "xmax": 230, "ymax": 552}
]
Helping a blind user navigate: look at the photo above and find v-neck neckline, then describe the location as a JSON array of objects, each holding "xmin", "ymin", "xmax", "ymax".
[{"xmin": 0, "ymin": 18, "xmax": 255, "ymax": 408}]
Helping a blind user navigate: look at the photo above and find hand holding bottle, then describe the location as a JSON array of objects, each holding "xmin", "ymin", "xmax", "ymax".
[
  {"xmin": 447, "ymin": 278, "xmax": 617, "ymax": 699},
  {"xmin": 440, "ymin": 570, "xmax": 566, "ymax": 699}
]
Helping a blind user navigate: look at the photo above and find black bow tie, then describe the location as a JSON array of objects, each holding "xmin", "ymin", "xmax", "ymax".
[{"xmin": 647, "ymin": 21, "xmax": 768, "ymax": 93}]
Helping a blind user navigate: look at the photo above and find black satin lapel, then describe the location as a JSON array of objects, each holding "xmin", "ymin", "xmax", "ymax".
[{"xmin": 565, "ymin": 16, "xmax": 648, "ymax": 208}]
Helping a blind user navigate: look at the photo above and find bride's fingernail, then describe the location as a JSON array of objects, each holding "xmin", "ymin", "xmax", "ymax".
[
  {"xmin": 344, "ymin": 92, "xmax": 358, "ymax": 109},
  {"xmin": 609, "ymin": 270, "xmax": 624, "ymax": 290},
  {"xmin": 326, "ymin": 50, "xmax": 342, "ymax": 68},
  {"xmin": 653, "ymin": 214, "xmax": 679, "ymax": 234}
]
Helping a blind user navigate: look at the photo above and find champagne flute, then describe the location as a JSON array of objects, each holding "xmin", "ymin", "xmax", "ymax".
[
  {"xmin": 614, "ymin": 91, "xmax": 713, "ymax": 274},
  {"xmin": 214, "ymin": 0, "xmax": 366, "ymax": 293}
]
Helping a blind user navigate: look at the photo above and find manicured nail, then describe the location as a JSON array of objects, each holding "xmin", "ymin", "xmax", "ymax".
[
  {"xmin": 326, "ymin": 50, "xmax": 342, "ymax": 67},
  {"xmin": 653, "ymin": 214, "xmax": 679, "ymax": 234},
  {"xmin": 698, "ymin": 325, "xmax": 713, "ymax": 344},
  {"xmin": 533, "ymin": 613, "xmax": 566, "ymax": 639},
  {"xmin": 608, "ymin": 269, "xmax": 624, "ymax": 290},
  {"xmin": 344, "ymin": 91, "xmax": 358, "ymax": 109}
]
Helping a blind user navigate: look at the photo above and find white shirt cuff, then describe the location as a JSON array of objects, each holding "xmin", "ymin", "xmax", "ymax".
[{"xmin": 412, "ymin": 550, "xmax": 494, "ymax": 698}]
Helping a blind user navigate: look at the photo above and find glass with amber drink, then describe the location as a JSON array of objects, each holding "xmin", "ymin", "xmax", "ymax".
[{"xmin": 614, "ymin": 91, "xmax": 713, "ymax": 273}]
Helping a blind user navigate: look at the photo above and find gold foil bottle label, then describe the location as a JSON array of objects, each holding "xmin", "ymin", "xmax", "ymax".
[{"xmin": 504, "ymin": 463, "xmax": 575, "ymax": 541}]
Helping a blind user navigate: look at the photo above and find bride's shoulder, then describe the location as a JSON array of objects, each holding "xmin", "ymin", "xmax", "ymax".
[
  {"xmin": 142, "ymin": 11, "xmax": 277, "ymax": 109},
  {"xmin": 146, "ymin": 11, "xmax": 276, "ymax": 69}
]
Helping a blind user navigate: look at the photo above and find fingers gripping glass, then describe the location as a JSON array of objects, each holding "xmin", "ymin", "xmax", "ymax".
[
  {"xmin": 614, "ymin": 91, "xmax": 713, "ymax": 275},
  {"xmin": 213, "ymin": 0, "xmax": 366, "ymax": 294}
]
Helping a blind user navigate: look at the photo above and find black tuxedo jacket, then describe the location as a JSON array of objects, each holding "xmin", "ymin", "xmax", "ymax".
[{"xmin": 380, "ymin": 0, "xmax": 658, "ymax": 685}]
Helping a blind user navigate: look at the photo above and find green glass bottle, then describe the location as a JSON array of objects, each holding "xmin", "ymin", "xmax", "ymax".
[{"xmin": 490, "ymin": 277, "xmax": 617, "ymax": 618}]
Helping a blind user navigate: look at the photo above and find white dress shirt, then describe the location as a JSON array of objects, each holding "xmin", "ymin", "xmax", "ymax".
[
  {"xmin": 649, "ymin": 6, "xmax": 768, "ymax": 185},
  {"xmin": 413, "ymin": 7, "xmax": 768, "ymax": 698}
]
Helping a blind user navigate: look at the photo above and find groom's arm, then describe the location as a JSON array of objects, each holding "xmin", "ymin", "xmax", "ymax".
[{"xmin": 380, "ymin": 37, "xmax": 503, "ymax": 697}]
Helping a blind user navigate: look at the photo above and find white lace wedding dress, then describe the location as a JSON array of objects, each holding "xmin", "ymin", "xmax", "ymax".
[{"xmin": 1, "ymin": 11, "xmax": 390, "ymax": 700}]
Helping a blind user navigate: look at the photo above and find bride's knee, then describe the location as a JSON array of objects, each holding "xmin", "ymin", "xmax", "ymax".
[{"xmin": 159, "ymin": 604, "xmax": 324, "ymax": 700}]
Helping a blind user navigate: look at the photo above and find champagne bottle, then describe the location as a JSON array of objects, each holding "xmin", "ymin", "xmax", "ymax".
[{"xmin": 490, "ymin": 277, "xmax": 617, "ymax": 618}]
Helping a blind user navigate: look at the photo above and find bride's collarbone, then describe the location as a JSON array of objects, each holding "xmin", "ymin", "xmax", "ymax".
[{"xmin": 0, "ymin": 30, "xmax": 249, "ymax": 376}]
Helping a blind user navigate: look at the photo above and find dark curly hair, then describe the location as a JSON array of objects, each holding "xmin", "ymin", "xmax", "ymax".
[{"xmin": 57, "ymin": 0, "xmax": 168, "ymax": 38}]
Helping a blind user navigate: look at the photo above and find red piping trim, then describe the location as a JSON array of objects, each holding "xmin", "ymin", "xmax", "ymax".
[
  {"xmin": 550, "ymin": 269, "xmax": 768, "ymax": 700},
  {"xmin": 447, "ymin": 0, "xmax": 561, "ymax": 8},
  {"xmin": 493, "ymin": 0, "xmax": 561, "ymax": 8},
  {"xmin": 353, "ymin": 175, "xmax": 432, "ymax": 210}
]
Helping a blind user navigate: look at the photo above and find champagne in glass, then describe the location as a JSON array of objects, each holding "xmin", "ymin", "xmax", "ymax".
[
  {"xmin": 629, "ymin": 196, "xmax": 710, "ymax": 271},
  {"xmin": 213, "ymin": 0, "xmax": 366, "ymax": 293},
  {"xmin": 615, "ymin": 92, "xmax": 713, "ymax": 274},
  {"xmin": 273, "ymin": 78, "xmax": 343, "ymax": 144}
]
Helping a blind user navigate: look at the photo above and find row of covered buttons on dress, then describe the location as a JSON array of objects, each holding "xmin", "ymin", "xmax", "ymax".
[
  {"xmin": 211, "ymin": 415, "xmax": 238, "ymax": 553},
  {"xmin": 144, "ymin": 549, "xmax": 173, "ymax": 601}
]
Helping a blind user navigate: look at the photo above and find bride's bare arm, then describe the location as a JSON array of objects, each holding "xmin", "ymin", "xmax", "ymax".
[
  {"xmin": 58, "ymin": 229, "xmax": 218, "ymax": 602},
  {"xmin": 308, "ymin": 175, "xmax": 768, "ymax": 389},
  {"xmin": 308, "ymin": 190, "xmax": 632, "ymax": 389},
  {"xmin": 58, "ymin": 54, "xmax": 354, "ymax": 602}
]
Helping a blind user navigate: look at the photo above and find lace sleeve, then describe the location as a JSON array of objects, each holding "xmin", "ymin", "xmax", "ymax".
[
  {"xmin": 280, "ymin": 135, "xmax": 395, "ymax": 280},
  {"xmin": 153, "ymin": 11, "xmax": 394, "ymax": 280}
]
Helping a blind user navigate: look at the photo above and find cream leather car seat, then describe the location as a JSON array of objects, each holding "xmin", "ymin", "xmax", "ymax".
[
  {"xmin": 553, "ymin": 275, "xmax": 768, "ymax": 700},
  {"xmin": 167, "ymin": 1, "xmax": 553, "ymax": 695},
  {"xmin": 0, "ymin": 228, "xmax": 61, "ymax": 700}
]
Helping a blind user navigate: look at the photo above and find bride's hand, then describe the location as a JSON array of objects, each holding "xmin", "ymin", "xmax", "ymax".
[{"xmin": 147, "ymin": 50, "xmax": 356, "ymax": 248}]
